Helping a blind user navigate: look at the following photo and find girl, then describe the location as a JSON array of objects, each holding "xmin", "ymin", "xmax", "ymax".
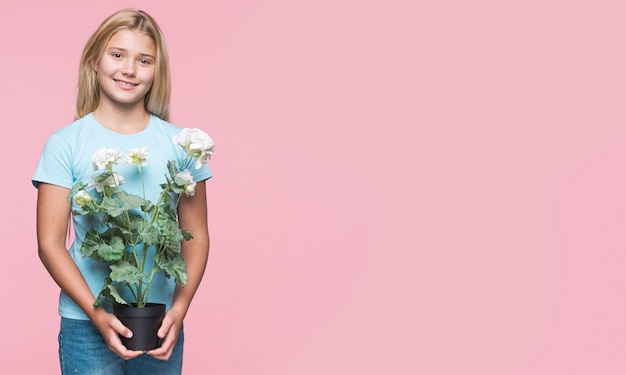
[{"xmin": 33, "ymin": 9, "xmax": 211, "ymax": 374}]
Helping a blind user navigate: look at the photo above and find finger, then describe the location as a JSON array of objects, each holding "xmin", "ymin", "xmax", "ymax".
[
  {"xmin": 147, "ymin": 347, "xmax": 172, "ymax": 360},
  {"xmin": 106, "ymin": 332, "xmax": 144, "ymax": 360},
  {"xmin": 112, "ymin": 319, "xmax": 133, "ymax": 339},
  {"xmin": 119, "ymin": 349, "xmax": 145, "ymax": 361},
  {"xmin": 157, "ymin": 315, "xmax": 174, "ymax": 339},
  {"xmin": 106, "ymin": 320, "xmax": 145, "ymax": 359},
  {"xmin": 147, "ymin": 331, "xmax": 176, "ymax": 360}
]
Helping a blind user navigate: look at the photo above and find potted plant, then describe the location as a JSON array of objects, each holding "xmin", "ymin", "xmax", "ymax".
[{"xmin": 68, "ymin": 128, "xmax": 215, "ymax": 350}]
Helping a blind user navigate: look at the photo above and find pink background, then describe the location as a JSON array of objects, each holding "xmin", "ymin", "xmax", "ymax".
[{"xmin": 2, "ymin": 0, "xmax": 626, "ymax": 373}]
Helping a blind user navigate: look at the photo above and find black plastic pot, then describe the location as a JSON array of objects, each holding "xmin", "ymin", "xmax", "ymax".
[{"xmin": 113, "ymin": 303, "xmax": 166, "ymax": 351}]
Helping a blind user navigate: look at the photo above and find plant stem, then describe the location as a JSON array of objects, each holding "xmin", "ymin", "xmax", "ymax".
[
  {"xmin": 127, "ymin": 284, "xmax": 138, "ymax": 303},
  {"xmin": 136, "ymin": 242, "xmax": 150, "ymax": 307},
  {"xmin": 138, "ymin": 166, "xmax": 146, "ymax": 199}
]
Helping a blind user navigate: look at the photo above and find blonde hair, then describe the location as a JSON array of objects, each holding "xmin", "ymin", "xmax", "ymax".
[{"xmin": 75, "ymin": 8, "xmax": 171, "ymax": 121}]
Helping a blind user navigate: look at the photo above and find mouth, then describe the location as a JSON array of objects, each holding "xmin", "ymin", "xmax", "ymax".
[{"xmin": 114, "ymin": 79, "xmax": 138, "ymax": 88}]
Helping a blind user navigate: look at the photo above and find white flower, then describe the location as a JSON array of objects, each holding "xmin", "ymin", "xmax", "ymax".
[
  {"xmin": 92, "ymin": 148, "xmax": 123, "ymax": 171},
  {"xmin": 174, "ymin": 169, "xmax": 197, "ymax": 196},
  {"xmin": 173, "ymin": 128, "xmax": 215, "ymax": 169},
  {"xmin": 90, "ymin": 172, "xmax": 125, "ymax": 193},
  {"xmin": 125, "ymin": 147, "xmax": 149, "ymax": 167},
  {"xmin": 73, "ymin": 190, "xmax": 93, "ymax": 207}
]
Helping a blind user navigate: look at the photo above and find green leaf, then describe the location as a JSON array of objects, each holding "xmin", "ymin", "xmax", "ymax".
[
  {"xmin": 82, "ymin": 199, "xmax": 100, "ymax": 213},
  {"xmin": 110, "ymin": 261, "xmax": 142, "ymax": 284},
  {"xmin": 67, "ymin": 181, "xmax": 87, "ymax": 201},
  {"xmin": 106, "ymin": 284, "xmax": 129, "ymax": 305},
  {"xmin": 137, "ymin": 221, "xmax": 160, "ymax": 246},
  {"xmin": 81, "ymin": 229, "xmax": 102, "ymax": 260},
  {"xmin": 81, "ymin": 228, "xmax": 127, "ymax": 263},
  {"xmin": 75, "ymin": 206, "xmax": 98, "ymax": 217},
  {"xmin": 142, "ymin": 200, "xmax": 155, "ymax": 215},
  {"xmin": 155, "ymin": 253, "xmax": 188, "ymax": 286},
  {"xmin": 117, "ymin": 191, "xmax": 145, "ymax": 210},
  {"xmin": 161, "ymin": 241, "xmax": 181, "ymax": 258},
  {"xmin": 96, "ymin": 236, "xmax": 125, "ymax": 262},
  {"xmin": 159, "ymin": 219, "xmax": 183, "ymax": 243},
  {"xmin": 167, "ymin": 160, "xmax": 179, "ymax": 177},
  {"xmin": 93, "ymin": 171, "xmax": 113, "ymax": 184},
  {"xmin": 102, "ymin": 196, "xmax": 123, "ymax": 217},
  {"xmin": 122, "ymin": 251, "xmax": 138, "ymax": 265},
  {"xmin": 101, "ymin": 191, "xmax": 145, "ymax": 217},
  {"xmin": 170, "ymin": 182, "xmax": 184, "ymax": 195},
  {"xmin": 107, "ymin": 214, "xmax": 128, "ymax": 231},
  {"xmin": 181, "ymin": 229, "xmax": 193, "ymax": 241},
  {"xmin": 95, "ymin": 281, "xmax": 129, "ymax": 306}
]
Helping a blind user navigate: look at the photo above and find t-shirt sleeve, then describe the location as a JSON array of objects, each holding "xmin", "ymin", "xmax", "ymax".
[
  {"xmin": 32, "ymin": 133, "xmax": 74, "ymax": 189},
  {"xmin": 185, "ymin": 158, "xmax": 213, "ymax": 183}
]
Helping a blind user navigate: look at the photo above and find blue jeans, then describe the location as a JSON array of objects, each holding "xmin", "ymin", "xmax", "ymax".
[{"xmin": 58, "ymin": 317, "xmax": 184, "ymax": 375}]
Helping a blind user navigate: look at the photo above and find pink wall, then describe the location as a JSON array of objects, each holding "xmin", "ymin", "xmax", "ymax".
[{"xmin": 2, "ymin": 0, "xmax": 626, "ymax": 373}]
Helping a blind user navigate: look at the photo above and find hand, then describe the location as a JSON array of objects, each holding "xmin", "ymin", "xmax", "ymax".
[
  {"xmin": 146, "ymin": 308, "xmax": 184, "ymax": 360},
  {"xmin": 90, "ymin": 307, "xmax": 145, "ymax": 360}
]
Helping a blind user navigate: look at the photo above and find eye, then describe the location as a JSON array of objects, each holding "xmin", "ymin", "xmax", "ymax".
[
  {"xmin": 112, "ymin": 52, "xmax": 123, "ymax": 58},
  {"xmin": 139, "ymin": 58, "xmax": 152, "ymax": 65}
]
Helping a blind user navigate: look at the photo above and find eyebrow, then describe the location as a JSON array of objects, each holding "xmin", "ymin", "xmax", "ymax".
[{"xmin": 107, "ymin": 47, "xmax": 155, "ymax": 59}]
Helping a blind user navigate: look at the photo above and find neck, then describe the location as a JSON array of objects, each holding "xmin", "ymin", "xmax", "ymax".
[{"xmin": 93, "ymin": 103, "xmax": 151, "ymax": 134}]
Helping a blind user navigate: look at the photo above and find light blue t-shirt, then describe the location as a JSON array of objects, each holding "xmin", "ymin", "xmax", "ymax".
[{"xmin": 32, "ymin": 113, "xmax": 212, "ymax": 320}]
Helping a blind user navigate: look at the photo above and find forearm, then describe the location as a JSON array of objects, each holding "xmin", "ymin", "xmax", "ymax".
[
  {"xmin": 170, "ymin": 235, "xmax": 210, "ymax": 317},
  {"xmin": 171, "ymin": 180, "xmax": 210, "ymax": 317},
  {"xmin": 38, "ymin": 243, "xmax": 102, "ymax": 319}
]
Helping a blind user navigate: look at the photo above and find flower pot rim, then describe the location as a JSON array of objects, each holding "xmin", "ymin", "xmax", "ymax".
[{"xmin": 113, "ymin": 302, "xmax": 166, "ymax": 318}]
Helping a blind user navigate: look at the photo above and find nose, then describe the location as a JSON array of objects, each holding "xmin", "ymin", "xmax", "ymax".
[{"xmin": 122, "ymin": 61, "xmax": 136, "ymax": 77}]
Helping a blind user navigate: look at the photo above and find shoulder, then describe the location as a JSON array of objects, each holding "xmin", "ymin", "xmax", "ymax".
[
  {"xmin": 40, "ymin": 116, "xmax": 92, "ymax": 152},
  {"xmin": 151, "ymin": 115, "xmax": 184, "ymax": 138},
  {"xmin": 50, "ymin": 114, "xmax": 95, "ymax": 143}
]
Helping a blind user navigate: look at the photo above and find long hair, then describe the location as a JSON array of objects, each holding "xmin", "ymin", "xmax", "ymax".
[{"xmin": 75, "ymin": 8, "xmax": 171, "ymax": 120}]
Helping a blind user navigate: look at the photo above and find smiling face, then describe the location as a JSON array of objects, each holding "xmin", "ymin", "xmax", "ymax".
[{"xmin": 92, "ymin": 29, "xmax": 156, "ymax": 112}]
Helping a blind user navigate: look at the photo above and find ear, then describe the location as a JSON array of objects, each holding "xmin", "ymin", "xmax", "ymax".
[{"xmin": 90, "ymin": 59, "xmax": 98, "ymax": 72}]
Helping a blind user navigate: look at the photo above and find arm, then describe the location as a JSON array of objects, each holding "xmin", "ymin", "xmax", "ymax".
[
  {"xmin": 148, "ymin": 180, "xmax": 210, "ymax": 360},
  {"xmin": 36, "ymin": 182, "xmax": 143, "ymax": 359}
]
